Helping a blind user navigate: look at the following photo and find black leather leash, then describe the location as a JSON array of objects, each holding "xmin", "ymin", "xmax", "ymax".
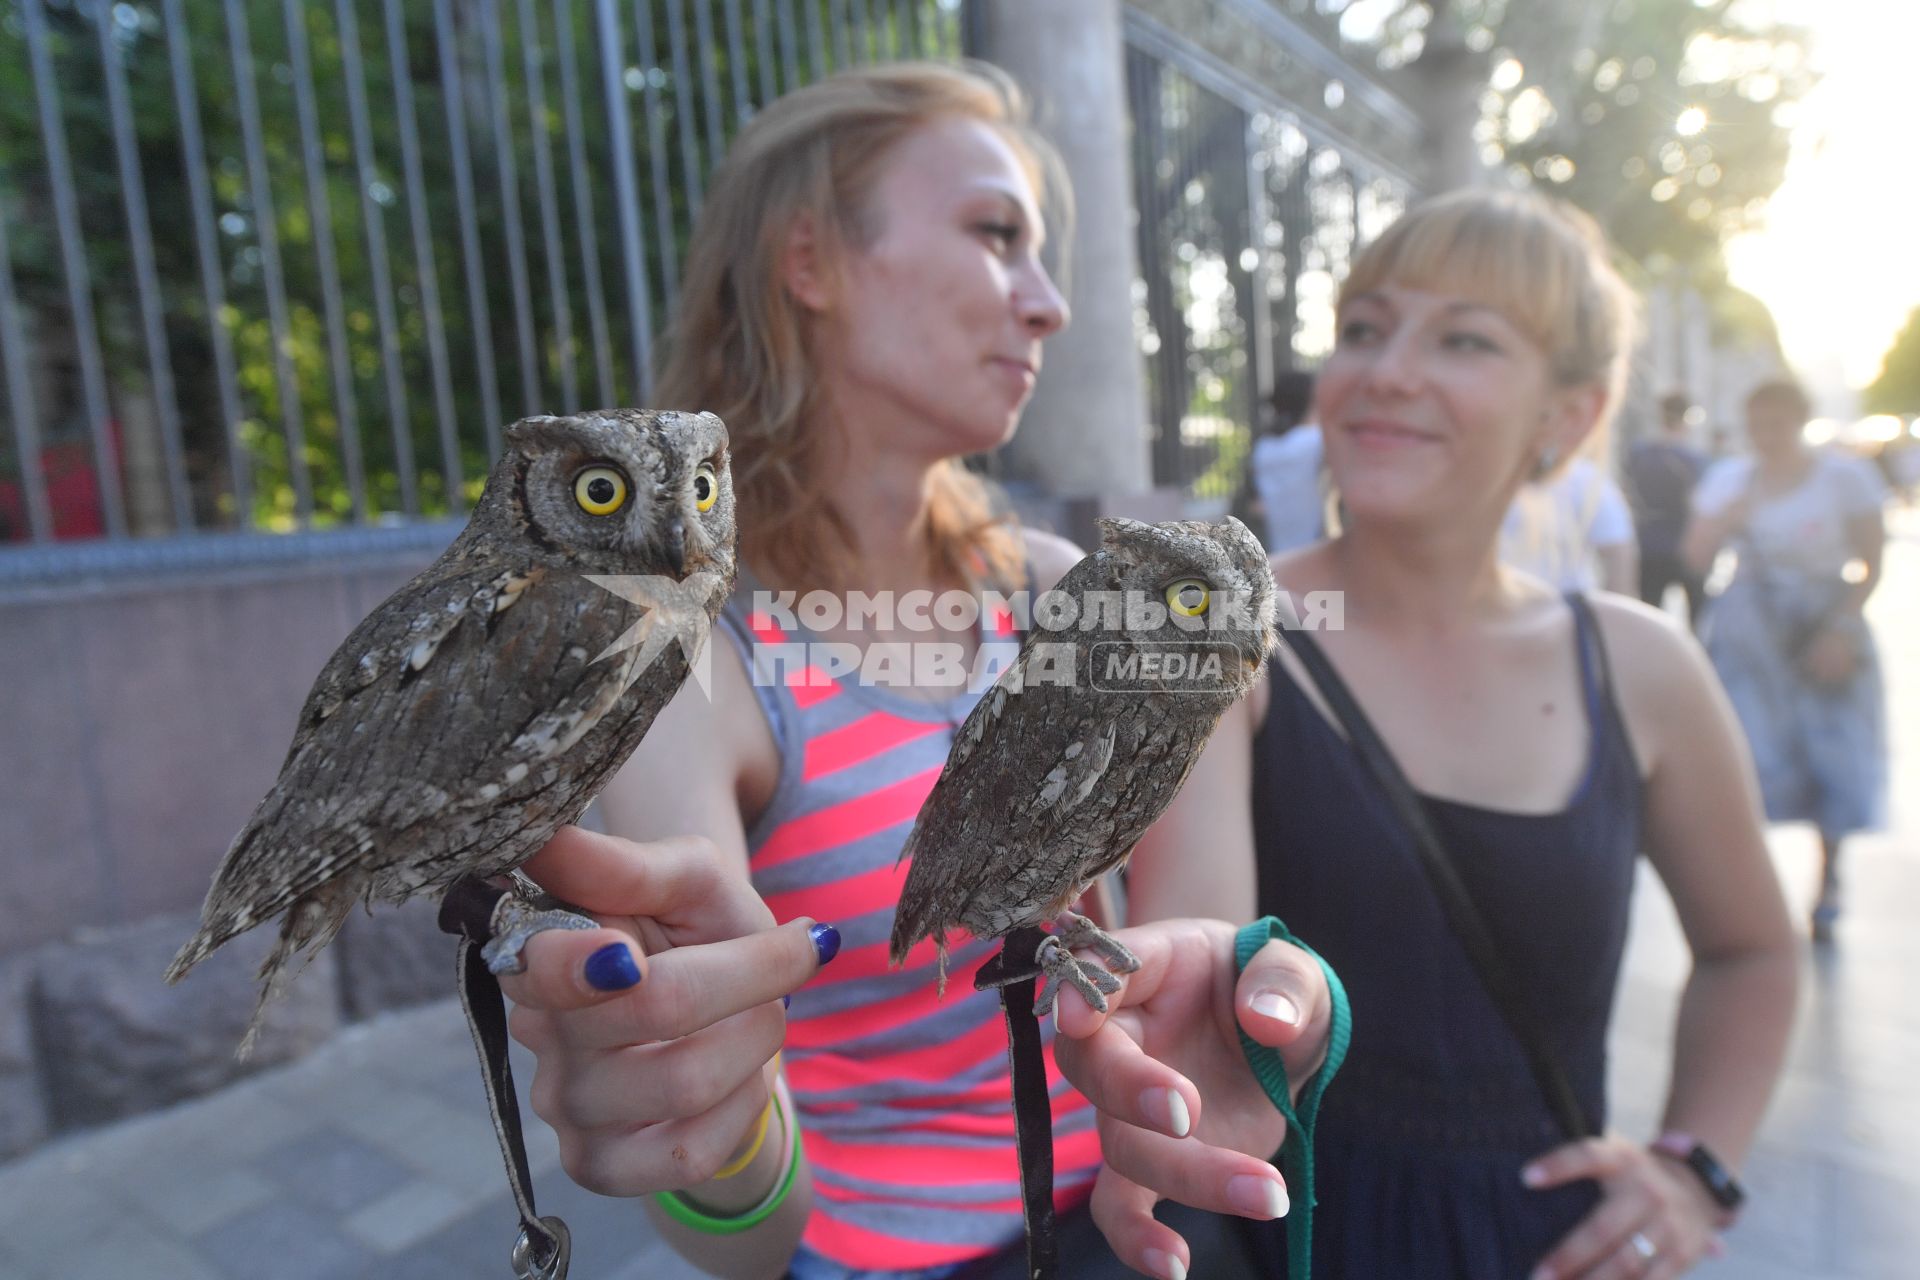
[
  {"xmin": 976, "ymin": 925, "xmax": 1058, "ymax": 1280},
  {"xmin": 439, "ymin": 876, "xmax": 573, "ymax": 1279}
]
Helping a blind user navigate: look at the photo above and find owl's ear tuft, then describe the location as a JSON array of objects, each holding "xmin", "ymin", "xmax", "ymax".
[
  {"xmin": 1096, "ymin": 517, "xmax": 1153, "ymax": 552},
  {"xmin": 1212, "ymin": 515, "xmax": 1271, "ymax": 569},
  {"xmin": 505, "ymin": 415, "xmax": 577, "ymax": 454}
]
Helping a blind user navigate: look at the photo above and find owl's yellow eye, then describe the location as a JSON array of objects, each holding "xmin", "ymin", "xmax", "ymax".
[
  {"xmin": 693, "ymin": 462, "xmax": 719, "ymax": 512},
  {"xmin": 1166, "ymin": 579, "xmax": 1209, "ymax": 618},
  {"xmin": 573, "ymin": 466, "xmax": 628, "ymax": 516}
]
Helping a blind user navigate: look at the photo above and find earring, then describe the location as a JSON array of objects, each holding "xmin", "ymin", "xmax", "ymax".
[{"xmin": 1531, "ymin": 443, "xmax": 1561, "ymax": 482}]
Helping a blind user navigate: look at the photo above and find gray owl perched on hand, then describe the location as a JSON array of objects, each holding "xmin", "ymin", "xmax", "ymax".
[
  {"xmin": 889, "ymin": 517, "xmax": 1275, "ymax": 1015},
  {"xmin": 165, "ymin": 409, "xmax": 736, "ymax": 1050}
]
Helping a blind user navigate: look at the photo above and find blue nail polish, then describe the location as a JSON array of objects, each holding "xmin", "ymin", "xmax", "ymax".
[
  {"xmin": 584, "ymin": 942, "xmax": 640, "ymax": 991},
  {"xmin": 782, "ymin": 994, "xmax": 792, "ymax": 1009},
  {"xmin": 809, "ymin": 923, "xmax": 841, "ymax": 966}
]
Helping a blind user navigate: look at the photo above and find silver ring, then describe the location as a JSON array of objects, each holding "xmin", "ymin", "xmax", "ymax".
[{"xmin": 1629, "ymin": 1230, "xmax": 1659, "ymax": 1263}]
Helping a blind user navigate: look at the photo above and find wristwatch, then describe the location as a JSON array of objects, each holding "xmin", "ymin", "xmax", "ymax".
[{"xmin": 1651, "ymin": 1131, "xmax": 1746, "ymax": 1219}]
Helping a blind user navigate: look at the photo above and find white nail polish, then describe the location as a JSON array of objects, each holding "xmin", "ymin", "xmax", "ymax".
[
  {"xmin": 1227, "ymin": 1173, "xmax": 1290, "ymax": 1219},
  {"xmin": 1251, "ymin": 991, "xmax": 1301, "ymax": 1025},
  {"xmin": 1143, "ymin": 1249, "xmax": 1186, "ymax": 1280},
  {"xmin": 1166, "ymin": 1090, "xmax": 1191, "ymax": 1138}
]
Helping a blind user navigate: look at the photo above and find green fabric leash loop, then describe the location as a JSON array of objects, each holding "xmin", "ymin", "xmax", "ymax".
[{"xmin": 1234, "ymin": 916, "xmax": 1352, "ymax": 1280}]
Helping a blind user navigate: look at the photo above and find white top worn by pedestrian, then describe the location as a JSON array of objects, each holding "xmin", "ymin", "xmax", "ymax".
[
  {"xmin": 1501, "ymin": 456, "xmax": 1636, "ymax": 591},
  {"xmin": 1249, "ymin": 425, "xmax": 1326, "ymax": 552}
]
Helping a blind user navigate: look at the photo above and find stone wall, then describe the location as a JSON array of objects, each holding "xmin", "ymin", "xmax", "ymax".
[{"xmin": 0, "ymin": 540, "xmax": 461, "ymax": 1159}]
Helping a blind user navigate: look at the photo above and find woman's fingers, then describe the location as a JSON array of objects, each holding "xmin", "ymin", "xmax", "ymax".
[
  {"xmin": 1235, "ymin": 938, "xmax": 1333, "ymax": 1082},
  {"xmin": 1097, "ymin": 1118, "xmax": 1289, "ymax": 1222},
  {"xmin": 500, "ymin": 925, "xmax": 648, "ymax": 1012},
  {"xmin": 1529, "ymin": 1187, "xmax": 1650, "ymax": 1280},
  {"xmin": 551, "ymin": 917, "xmax": 827, "ymax": 1051},
  {"xmin": 1524, "ymin": 1138, "xmax": 1627, "ymax": 1191},
  {"xmin": 521, "ymin": 828, "xmax": 776, "ymax": 939},
  {"xmin": 1087, "ymin": 1166, "xmax": 1192, "ymax": 1280},
  {"xmin": 501, "ymin": 827, "xmax": 824, "ymax": 1020},
  {"xmin": 527, "ymin": 1003, "xmax": 785, "ymax": 1132},
  {"xmin": 1051, "ymin": 1010, "xmax": 1201, "ymax": 1140},
  {"xmin": 556, "ymin": 1068, "xmax": 775, "ymax": 1197}
]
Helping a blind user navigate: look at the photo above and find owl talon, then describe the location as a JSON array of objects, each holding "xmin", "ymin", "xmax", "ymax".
[
  {"xmin": 481, "ymin": 883, "xmax": 598, "ymax": 976},
  {"xmin": 1054, "ymin": 911, "xmax": 1141, "ymax": 976},
  {"xmin": 1032, "ymin": 935, "xmax": 1125, "ymax": 1018}
]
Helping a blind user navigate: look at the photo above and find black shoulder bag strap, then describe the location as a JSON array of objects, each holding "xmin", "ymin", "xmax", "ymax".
[{"xmin": 1274, "ymin": 624, "xmax": 1597, "ymax": 1142}]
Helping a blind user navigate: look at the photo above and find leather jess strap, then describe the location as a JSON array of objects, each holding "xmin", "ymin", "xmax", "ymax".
[
  {"xmin": 974, "ymin": 924, "xmax": 1059, "ymax": 1280},
  {"xmin": 439, "ymin": 876, "xmax": 573, "ymax": 1280}
]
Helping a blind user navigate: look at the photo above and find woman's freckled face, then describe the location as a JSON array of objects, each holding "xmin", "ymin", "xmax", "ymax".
[
  {"xmin": 1316, "ymin": 283, "xmax": 1562, "ymax": 524},
  {"xmin": 818, "ymin": 117, "xmax": 1070, "ymax": 458}
]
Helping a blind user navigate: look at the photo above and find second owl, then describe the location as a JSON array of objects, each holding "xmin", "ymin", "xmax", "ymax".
[{"xmin": 890, "ymin": 516, "xmax": 1276, "ymax": 1014}]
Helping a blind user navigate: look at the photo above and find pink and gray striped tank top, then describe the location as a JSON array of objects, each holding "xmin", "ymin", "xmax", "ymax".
[{"xmin": 717, "ymin": 584, "xmax": 1101, "ymax": 1270}]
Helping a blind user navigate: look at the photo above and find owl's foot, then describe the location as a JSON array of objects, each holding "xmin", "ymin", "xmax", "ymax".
[
  {"xmin": 1053, "ymin": 911, "xmax": 1142, "ymax": 977},
  {"xmin": 479, "ymin": 871, "xmax": 598, "ymax": 976},
  {"xmin": 1032, "ymin": 934, "xmax": 1125, "ymax": 1018}
]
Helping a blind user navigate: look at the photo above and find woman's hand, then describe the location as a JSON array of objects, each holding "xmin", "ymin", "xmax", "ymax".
[
  {"xmin": 1051, "ymin": 919, "xmax": 1334, "ymax": 1280},
  {"xmin": 497, "ymin": 826, "xmax": 831, "ymax": 1196},
  {"xmin": 1524, "ymin": 1135, "xmax": 1727, "ymax": 1279}
]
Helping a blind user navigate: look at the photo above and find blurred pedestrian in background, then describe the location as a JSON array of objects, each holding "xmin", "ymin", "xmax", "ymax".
[
  {"xmin": 1626, "ymin": 392, "xmax": 1711, "ymax": 627},
  {"xmin": 1684, "ymin": 379, "xmax": 1890, "ymax": 942},
  {"xmin": 1244, "ymin": 369, "xmax": 1327, "ymax": 553},
  {"xmin": 1142, "ymin": 188, "xmax": 1798, "ymax": 1278},
  {"xmin": 1501, "ymin": 446, "xmax": 1640, "ymax": 594}
]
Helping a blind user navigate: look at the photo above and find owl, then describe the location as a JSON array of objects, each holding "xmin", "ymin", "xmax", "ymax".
[
  {"xmin": 165, "ymin": 409, "xmax": 737, "ymax": 1050},
  {"xmin": 889, "ymin": 517, "xmax": 1275, "ymax": 1015}
]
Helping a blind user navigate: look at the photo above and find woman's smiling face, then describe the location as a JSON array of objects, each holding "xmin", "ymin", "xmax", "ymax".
[{"xmin": 1317, "ymin": 282, "xmax": 1591, "ymax": 528}]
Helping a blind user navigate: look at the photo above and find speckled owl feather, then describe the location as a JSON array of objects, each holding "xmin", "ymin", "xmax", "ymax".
[{"xmin": 165, "ymin": 409, "xmax": 737, "ymax": 1052}]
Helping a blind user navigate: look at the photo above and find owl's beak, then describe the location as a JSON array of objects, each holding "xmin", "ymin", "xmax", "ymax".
[{"xmin": 665, "ymin": 517, "xmax": 687, "ymax": 577}]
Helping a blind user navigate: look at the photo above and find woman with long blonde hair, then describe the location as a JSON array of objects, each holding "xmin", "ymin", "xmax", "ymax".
[{"xmin": 497, "ymin": 61, "xmax": 1324, "ymax": 1280}]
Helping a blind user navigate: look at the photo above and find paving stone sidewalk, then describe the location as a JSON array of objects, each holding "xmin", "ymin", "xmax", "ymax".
[{"xmin": 6, "ymin": 513, "xmax": 1917, "ymax": 1280}]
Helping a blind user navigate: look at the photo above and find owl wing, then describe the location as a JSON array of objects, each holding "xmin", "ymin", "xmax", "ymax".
[
  {"xmin": 889, "ymin": 632, "xmax": 1155, "ymax": 958},
  {"xmin": 186, "ymin": 560, "xmax": 643, "ymax": 953}
]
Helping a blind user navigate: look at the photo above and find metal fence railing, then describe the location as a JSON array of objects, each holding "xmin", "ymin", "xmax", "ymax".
[
  {"xmin": 0, "ymin": 0, "xmax": 961, "ymax": 548},
  {"xmin": 1123, "ymin": 9, "xmax": 1415, "ymax": 508}
]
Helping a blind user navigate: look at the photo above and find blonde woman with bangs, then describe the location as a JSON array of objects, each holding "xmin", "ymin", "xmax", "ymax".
[
  {"xmin": 1045, "ymin": 189, "xmax": 1800, "ymax": 1279},
  {"xmin": 494, "ymin": 61, "xmax": 1334, "ymax": 1280}
]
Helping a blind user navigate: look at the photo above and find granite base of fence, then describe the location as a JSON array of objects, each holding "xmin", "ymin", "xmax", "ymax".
[{"xmin": 0, "ymin": 895, "xmax": 453, "ymax": 1162}]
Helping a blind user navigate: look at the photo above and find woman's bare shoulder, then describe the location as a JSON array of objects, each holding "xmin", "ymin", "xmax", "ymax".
[
  {"xmin": 1585, "ymin": 592, "xmax": 1702, "ymax": 683},
  {"xmin": 598, "ymin": 629, "xmax": 781, "ymax": 847},
  {"xmin": 1583, "ymin": 593, "xmax": 1722, "ymax": 769},
  {"xmin": 1019, "ymin": 525, "xmax": 1087, "ymax": 594}
]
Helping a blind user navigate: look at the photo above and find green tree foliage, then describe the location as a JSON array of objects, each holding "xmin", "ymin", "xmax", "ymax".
[
  {"xmin": 1863, "ymin": 307, "xmax": 1920, "ymax": 416},
  {"xmin": 0, "ymin": 0, "xmax": 957, "ymax": 536},
  {"xmin": 1481, "ymin": 0, "xmax": 1813, "ymax": 269},
  {"xmin": 1330, "ymin": 0, "xmax": 1814, "ymax": 267}
]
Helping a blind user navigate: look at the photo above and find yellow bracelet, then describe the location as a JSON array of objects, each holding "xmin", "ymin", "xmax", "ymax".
[{"xmin": 710, "ymin": 1097, "xmax": 774, "ymax": 1180}]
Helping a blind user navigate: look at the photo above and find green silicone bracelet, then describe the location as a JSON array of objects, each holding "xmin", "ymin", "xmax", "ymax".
[
  {"xmin": 1234, "ymin": 916, "xmax": 1352, "ymax": 1280},
  {"xmin": 652, "ymin": 1094, "xmax": 802, "ymax": 1235}
]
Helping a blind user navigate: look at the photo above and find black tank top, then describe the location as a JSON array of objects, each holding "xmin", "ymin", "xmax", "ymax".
[{"xmin": 1252, "ymin": 595, "xmax": 1644, "ymax": 1150}]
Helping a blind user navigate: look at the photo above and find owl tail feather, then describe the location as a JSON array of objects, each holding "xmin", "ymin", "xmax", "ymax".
[
  {"xmin": 234, "ymin": 883, "xmax": 355, "ymax": 1061},
  {"xmin": 163, "ymin": 931, "xmax": 218, "ymax": 987}
]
